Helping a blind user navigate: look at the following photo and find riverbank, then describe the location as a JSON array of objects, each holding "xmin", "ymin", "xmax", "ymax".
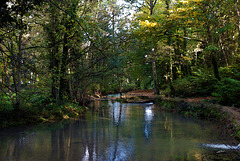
[
  {"xmin": 2, "ymin": 99, "xmax": 237, "ymax": 161},
  {"xmin": 0, "ymin": 103, "xmax": 87, "ymax": 128},
  {"xmin": 155, "ymin": 97, "xmax": 240, "ymax": 139},
  {"xmin": 2, "ymin": 89, "xmax": 240, "ymax": 141},
  {"xmin": 116, "ymin": 89, "xmax": 240, "ymax": 140}
]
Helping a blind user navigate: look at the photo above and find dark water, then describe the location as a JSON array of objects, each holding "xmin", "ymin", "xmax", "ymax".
[{"xmin": 0, "ymin": 101, "xmax": 239, "ymax": 161}]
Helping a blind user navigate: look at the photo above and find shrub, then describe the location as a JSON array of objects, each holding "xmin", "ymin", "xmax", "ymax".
[
  {"xmin": 220, "ymin": 64, "xmax": 240, "ymax": 80},
  {"xmin": 167, "ymin": 72, "xmax": 217, "ymax": 98},
  {"xmin": 213, "ymin": 78, "xmax": 240, "ymax": 108}
]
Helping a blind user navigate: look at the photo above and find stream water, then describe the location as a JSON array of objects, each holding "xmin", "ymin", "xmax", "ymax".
[{"xmin": 0, "ymin": 100, "xmax": 239, "ymax": 161}]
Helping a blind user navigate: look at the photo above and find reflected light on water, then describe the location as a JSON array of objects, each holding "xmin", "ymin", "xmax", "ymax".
[
  {"xmin": 145, "ymin": 105, "xmax": 154, "ymax": 122},
  {"xmin": 110, "ymin": 102, "xmax": 126, "ymax": 126},
  {"xmin": 144, "ymin": 105, "xmax": 154, "ymax": 140},
  {"xmin": 203, "ymin": 143, "xmax": 240, "ymax": 150},
  {"xmin": 83, "ymin": 147, "xmax": 89, "ymax": 161},
  {"xmin": 82, "ymin": 146, "xmax": 97, "ymax": 161},
  {"xmin": 105, "ymin": 139, "xmax": 135, "ymax": 161}
]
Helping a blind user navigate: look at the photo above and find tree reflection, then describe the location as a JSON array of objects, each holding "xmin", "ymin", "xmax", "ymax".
[
  {"xmin": 108, "ymin": 102, "xmax": 135, "ymax": 160},
  {"xmin": 110, "ymin": 101, "xmax": 125, "ymax": 126}
]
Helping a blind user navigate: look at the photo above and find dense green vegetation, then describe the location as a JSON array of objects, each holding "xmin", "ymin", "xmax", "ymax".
[{"xmin": 0, "ymin": 0, "xmax": 240, "ymax": 127}]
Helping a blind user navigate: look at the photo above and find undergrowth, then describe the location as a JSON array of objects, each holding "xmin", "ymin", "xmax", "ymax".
[
  {"xmin": 213, "ymin": 78, "xmax": 240, "ymax": 108},
  {"xmin": 0, "ymin": 91, "xmax": 87, "ymax": 128},
  {"xmin": 164, "ymin": 70, "xmax": 217, "ymax": 98}
]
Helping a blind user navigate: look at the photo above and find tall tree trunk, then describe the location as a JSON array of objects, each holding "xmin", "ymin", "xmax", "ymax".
[
  {"xmin": 10, "ymin": 40, "xmax": 20, "ymax": 109},
  {"xmin": 182, "ymin": 27, "xmax": 191, "ymax": 75},
  {"xmin": 219, "ymin": 35, "xmax": 228, "ymax": 66},
  {"xmin": 151, "ymin": 47, "xmax": 159, "ymax": 94},
  {"xmin": 203, "ymin": 5, "xmax": 221, "ymax": 81},
  {"xmin": 1, "ymin": 47, "xmax": 15, "ymax": 105},
  {"xmin": 50, "ymin": 39, "xmax": 59, "ymax": 103},
  {"xmin": 50, "ymin": 46, "xmax": 59, "ymax": 103},
  {"xmin": 17, "ymin": 31, "xmax": 23, "ymax": 92},
  {"xmin": 207, "ymin": 24, "xmax": 221, "ymax": 81},
  {"xmin": 82, "ymin": 77, "xmax": 89, "ymax": 106},
  {"xmin": 59, "ymin": 24, "xmax": 69, "ymax": 104},
  {"xmin": 149, "ymin": 0, "xmax": 159, "ymax": 95},
  {"xmin": 235, "ymin": 0, "xmax": 240, "ymax": 51},
  {"xmin": 47, "ymin": 7, "xmax": 60, "ymax": 104},
  {"xmin": 164, "ymin": 0, "xmax": 175, "ymax": 94}
]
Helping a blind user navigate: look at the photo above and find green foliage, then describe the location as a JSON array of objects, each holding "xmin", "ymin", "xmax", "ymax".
[
  {"xmin": 154, "ymin": 97, "xmax": 179, "ymax": 111},
  {"xmin": 0, "ymin": 86, "xmax": 86, "ymax": 128},
  {"xmin": 220, "ymin": 65, "xmax": 240, "ymax": 80},
  {"xmin": 167, "ymin": 71, "xmax": 217, "ymax": 97},
  {"xmin": 213, "ymin": 78, "xmax": 240, "ymax": 108},
  {"xmin": 205, "ymin": 43, "xmax": 219, "ymax": 52},
  {"xmin": 153, "ymin": 95, "xmax": 162, "ymax": 105},
  {"xmin": 155, "ymin": 98, "xmax": 221, "ymax": 120},
  {"xmin": 41, "ymin": 102, "xmax": 86, "ymax": 120},
  {"xmin": 19, "ymin": 85, "xmax": 51, "ymax": 110},
  {"xmin": 0, "ymin": 98, "xmax": 86, "ymax": 128},
  {"xmin": 179, "ymin": 103, "xmax": 221, "ymax": 119},
  {"xmin": 0, "ymin": 93, "xmax": 14, "ymax": 111}
]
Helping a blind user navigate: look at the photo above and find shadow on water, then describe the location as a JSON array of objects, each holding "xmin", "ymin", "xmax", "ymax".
[{"xmin": 0, "ymin": 100, "xmax": 239, "ymax": 161}]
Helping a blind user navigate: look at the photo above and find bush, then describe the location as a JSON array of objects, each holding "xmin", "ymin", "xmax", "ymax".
[
  {"xmin": 171, "ymin": 76, "xmax": 197, "ymax": 97},
  {"xmin": 213, "ymin": 78, "xmax": 240, "ymax": 108},
  {"xmin": 220, "ymin": 64, "xmax": 240, "ymax": 80},
  {"xmin": 166, "ymin": 71, "xmax": 217, "ymax": 98},
  {"xmin": 0, "ymin": 93, "xmax": 14, "ymax": 111}
]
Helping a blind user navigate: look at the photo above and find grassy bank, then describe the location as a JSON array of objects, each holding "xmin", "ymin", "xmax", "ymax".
[
  {"xmin": 154, "ymin": 96, "xmax": 240, "ymax": 140},
  {"xmin": 0, "ymin": 103, "xmax": 87, "ymax": 128}
]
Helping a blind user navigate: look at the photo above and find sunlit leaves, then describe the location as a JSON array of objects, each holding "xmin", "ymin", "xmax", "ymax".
[
  {"xmin": 167, "ymin": 0, "xmax": 204, "ymax": 27},
  {"xmin": 140, "ymin": 20, "xmax": 158, "ymax": 28}
]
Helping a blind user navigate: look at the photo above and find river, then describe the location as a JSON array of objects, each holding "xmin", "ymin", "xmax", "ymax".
[{"xmin": 0, "ymin": 100, "xmax": 239, "ymax": 160}]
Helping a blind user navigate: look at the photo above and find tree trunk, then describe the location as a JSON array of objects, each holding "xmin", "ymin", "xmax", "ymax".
[
  {"xmin": 59, "ymin": 24, "xmax": 69, "ymax": 104},
  {"xmin": 48, "ymin": 8, "xmax": 60, "ymax": 104},
  {"xmin": 149, "ymin": 0, "xmax": 159, "ymax": 95},
  {"xmin": 82, "ymin": 77, "xmax": 89, "ymax": 106},
  {"xmin": 10, "ymin": 40, "xmax": 20, "ymax": 109},
  {"xmin": 219, "ymin": 35, "xmax": 228, "ymax": 66},
  {"xmin": 203, "ymin": 4, "xmax": 221, "ymax": 81},
  {"xmin": 207, "ymin": 24, "xmax": 221, "ymax": 81},
  {"xmin": 151, "ymin": 47, "xmax": 159, "ymax": 94},
  {"xmin": 235, "ymin": 0, "xmax": 240, "ymax": 51},
  {"xmin": 50, "ymin": 42, "xmax": 59, "ymax": 103},
  {"xmin": 68, "ymin": 64, "xmax": 73, "ymax": 100},
  {"xmin": 17, "ymin": 31, "xmax": 23, "ymax": 92},
  {"xmin": 1, "ymin": 47, "xmax": 15, "ymax": 105}
]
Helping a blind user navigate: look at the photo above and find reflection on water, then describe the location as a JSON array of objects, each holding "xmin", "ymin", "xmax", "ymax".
[
  {"xmin": 109, "ymin": 102, "xmax": 125, "ymax": 126},
  {"xmin": 0, "ymin": 101, "xmax": 238, "ymax": 161},
  {"xmin": 203, "ymin": 143, "xmax": 240, "ymax": 150},
  {"xmin": 107, "ymin": 93, "xmax": 124, "ymax": 98},
  {"xmin": 144, "ymin": 105, "xmax": 154, "ymax": 140}
]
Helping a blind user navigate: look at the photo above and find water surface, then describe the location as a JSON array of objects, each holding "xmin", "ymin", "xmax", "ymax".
[{"xmin": 0, "ymin": 101, "xmax": 238, "ymax": 161}]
